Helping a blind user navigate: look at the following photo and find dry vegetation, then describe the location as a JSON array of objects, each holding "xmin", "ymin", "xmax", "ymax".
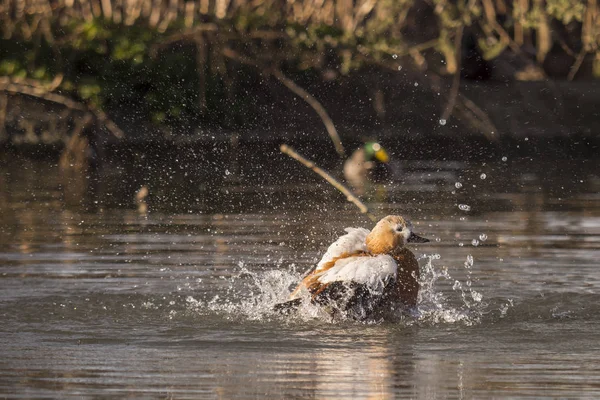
[{"xmin": 0, "ymin": 0, "xmax": 598, "ymax": 144}]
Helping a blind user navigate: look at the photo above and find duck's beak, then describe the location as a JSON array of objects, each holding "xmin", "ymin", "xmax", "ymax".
[
  {"xmin": 374, "ymin": 148, "xmax": 389, "ymax": 163},
  {"xmin": 407, "ymin": 232, "xmax": 429, "ymax": 243}
]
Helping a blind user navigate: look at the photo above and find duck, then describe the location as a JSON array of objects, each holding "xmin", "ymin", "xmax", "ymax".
[
  {"xmin": 276, "ymin": 215, "xmax": 429, "ymax": 320},
  {"xmin": 343, "ymin": 142, "xmax": 390, "ymax": 195}
]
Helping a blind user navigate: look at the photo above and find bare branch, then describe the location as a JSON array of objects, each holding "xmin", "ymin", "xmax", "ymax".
[
  {"xmin": 222, "ymin": 47, "xmax": 346, "ymax": 158},
  {"xmin": 456, "ymin": 94, "xmax": 499, "ymax": 141},
  {"xmin": 0, "ymin": 94, "xmax": 7, "ymax": 142},
  {"xmin": 271, "ymin": 69, "xmax": 345, "ymax": 158},
  {"xmin": 0, "ymin": 78, "xmax": 125, "ymax": 139},
  {"xmin": 280, "ymin": 144, "xmax": 376, "ymax": 222},
  {"xmin": 357, "ymin": 54, "xmax": 500, "ymax": 140},
  {"xmin": 568, "ymin": 50, "xmax": 587, "ymax": 81},
  {"xmin": 58, "ymin": 113, "xmax": 94, "ymax": 170},
  {"xmin": 441, "ymin": 25, "xmax": 464, "ymax": 123}
]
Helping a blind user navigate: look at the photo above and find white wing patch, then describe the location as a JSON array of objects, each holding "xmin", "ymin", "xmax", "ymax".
[
  {"xmin": 317, "ymin": 254, "xmax": 397, "ymax": 293},
  {"xmin": 316, "ymin": 227, "xmax": 369, "ymax": 272}
]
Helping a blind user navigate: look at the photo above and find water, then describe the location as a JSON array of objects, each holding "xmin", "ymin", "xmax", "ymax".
[{"xmin": 1, "ymin": 155, "xmax": 600, "ymax": 398}]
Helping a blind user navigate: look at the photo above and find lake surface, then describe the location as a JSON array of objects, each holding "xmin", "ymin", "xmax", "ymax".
[{"xmin": 1, "ymin": 154, "xmax": 600, "ymax": 398}]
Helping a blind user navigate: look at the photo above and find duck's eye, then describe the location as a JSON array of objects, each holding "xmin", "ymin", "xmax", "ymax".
[{"xmin": 395, "ymin": 226, "xmax": 404, "ymax": 232}]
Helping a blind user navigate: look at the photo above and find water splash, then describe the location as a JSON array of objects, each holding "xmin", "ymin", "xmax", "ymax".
[
  {"xmin": 184, "ymin": 261, "xmax": 325, "ymax": 322},
  {"xmin": 182, "ymin": 254, "xmax": 506, "ymax": 326},
  {"xmin": 458, "ymin": 204, "xmax": 471, "ymax": 211},
  {"xmin": 415, "ymin": 254, "xmax": 485, "ymax": 325}
]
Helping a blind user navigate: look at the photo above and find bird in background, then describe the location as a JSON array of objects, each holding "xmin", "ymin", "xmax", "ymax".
[
  {"xmin": 276, "ymin": 215, "xmax": 429, "ymax": 321},
  {"xmin": 343, "ymin": 141, "xmax": 390, "ymax": 195}
]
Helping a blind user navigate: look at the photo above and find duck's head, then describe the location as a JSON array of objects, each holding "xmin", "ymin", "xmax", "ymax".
[
  {"xmin": 366, "ymin": 215, "xmax": 429, "ymax": 254},
  {"xmin": 364, "ymin": 142, "xmax": 389, "ymax": 163}
]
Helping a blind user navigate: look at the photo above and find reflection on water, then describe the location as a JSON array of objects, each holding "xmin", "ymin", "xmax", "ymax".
[{"xmin": 1, "ymin": 154, "xmax": 600, "ymax": 398}]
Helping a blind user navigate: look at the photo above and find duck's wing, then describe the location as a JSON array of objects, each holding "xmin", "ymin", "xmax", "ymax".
[
  {"xmin": 317, "ymin": 254, "xmax": 397, "ymax": 294},
  {"xmin": 315, "ymin": 227, "xmax": 370, "ymax": 272},
  {"xmin": 288, "ymin": 254, "xmax": 399, "ymax": 319},
  {"xmin": 290, "ymin": 254, "xmax": 396, "ymax": 299},
  {"xmin": 286, "ymin": 227, "xmax": 372, "ymax": 302}
]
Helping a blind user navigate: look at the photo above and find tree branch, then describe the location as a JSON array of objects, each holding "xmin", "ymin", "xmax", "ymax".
[
  {"xmin": 441, "ymin": 25, "xmax": 464, "ymax": 123},
  {"xmin": 280, "ymin": 144, "xmax": 376, "ymax": 222},
  {"xmin": 222, "ymin": 47, "xmax": 346, "ymax": 158},
  {"xmin": 271, "ymin": 69, "xmax": 345, "ymax": 158},
  {"xmin": 567, "ymin": 50, "xmax": 587, "ymax": 81},
  {"xmin": 0, "ymin": 78, "xmax": 125, "ymax": 139}
]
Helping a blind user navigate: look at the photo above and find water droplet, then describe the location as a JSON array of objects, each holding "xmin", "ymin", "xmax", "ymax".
[
  {"xmin": 414, "ymin": 82, "xmax": 419, "ymax": 87},
  {"xmin": 465, "ymin": 255, "xmax": 474, "ymax": 267},
  {"xmin": 471, "ymin": 239, "xmax": 479, "ymax": 247},
  {"xmin": 501, "ymin": 156, "xmax": 507, "ymax": 162},
  {"xmin": 479, "ymin": 233, "xmax": 488, "ymax": 241},
  {"xmin": 480, "ymin": 173, "xmax": 487, "ymax": 180},
  {"xmin": 471, "ymin": 291, "xmax": 483, "ymax": 302},
  {"xmin": 458, "ymin": 204, "xmax": 471, "ymax": 211},
  {"xmin": 458, "ymin": 242, "xmax": 464, "ymax": 247},
  {"xmin": 435, "ymin": 237, "xmax": 441, "ymax": 242},
  {"xmin": 392, "ymin": 54, "xmax": 398, "ymax": 59},
  {"xmin": 439, "ymin": 119, "xmax": 447, "ymax": 126},
  {"xmin": 455, "ymin": 182, "xmax": 463, "ymax": 189},
  {"xmin": 397, "ymin": 65, "xmax": 403, "ymax": 71}
]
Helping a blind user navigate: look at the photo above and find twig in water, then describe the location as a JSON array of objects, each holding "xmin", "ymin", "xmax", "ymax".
[{"xmin": 280, "ymin": 144, "xmax": 377, "ymax": 222}]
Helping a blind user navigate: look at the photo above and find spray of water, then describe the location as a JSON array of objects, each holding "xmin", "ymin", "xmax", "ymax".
[
  {"xmin": 184, "ymin": 255, "xmax": 510, "ymax": 325},
  {"xmin": 183, "ymin": 261, "xmax": 325, "ymax": 322},
  {"xmin": 415, "ymin": 254, "xmax": 486, "ymax": 325}
]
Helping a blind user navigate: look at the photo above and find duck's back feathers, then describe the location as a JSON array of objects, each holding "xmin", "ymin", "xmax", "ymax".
[
  {"xmin": 316, "ymin": 227, "xmax": 369, "ymax": 272},
  {"xmin": 289, "ymin": 253, "xmax": 397, "ymax": 303}
]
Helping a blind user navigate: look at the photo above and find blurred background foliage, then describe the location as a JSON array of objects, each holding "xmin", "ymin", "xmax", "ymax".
[{"xmin": 0, "ymin": 0, "xmax": 598, "ymax": 136}]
